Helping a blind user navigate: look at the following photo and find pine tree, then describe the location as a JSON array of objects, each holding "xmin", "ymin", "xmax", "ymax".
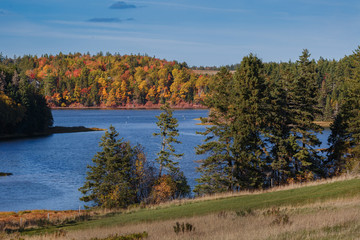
[
  {"xmin": 265, "ymin": 65, "xmax": 294, "ymax": 186},
  {"xmin": 79, "ymin": 126, "xmax": 144, "ymax": 208},
  {"xmin": 194, "ymin": 68, "xmax": 235, "ymax": 194},
  {"xmin": 326, "ymin": 111, "xmax": 350, "ymax": 175},
  {"xmin": 153, "ymin": 103, "xmax": 183, "ymax": 176},
  {"xmin": 327, "ymin": 46, "xmax": 360, "ymax": 174},
  {"xmin": 230, "ymin": 54, "xmax": 268, "ymax": 189},
  {"xmin": 288, "ymin": 50, "xmax": 323, "ymax": 180},
  {"xmin": 195, "ymin": 55, "xmax": 269, "ymax": 192}
]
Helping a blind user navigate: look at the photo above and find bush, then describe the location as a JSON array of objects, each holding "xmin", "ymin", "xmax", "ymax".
[{"xmin": 90, "ymin": 231, "xmax": 148, "ymax": 240}]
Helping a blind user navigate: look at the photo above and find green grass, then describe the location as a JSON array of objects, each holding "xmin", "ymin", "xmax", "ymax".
[{"xmin": 23, "ymin": 178, "xmax": 360, "ymax": 235}]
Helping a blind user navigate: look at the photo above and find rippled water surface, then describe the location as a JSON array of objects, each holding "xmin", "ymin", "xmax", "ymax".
[{"xmin": 0, "ymin": 109, "xmax": 331, "ymax": 211}]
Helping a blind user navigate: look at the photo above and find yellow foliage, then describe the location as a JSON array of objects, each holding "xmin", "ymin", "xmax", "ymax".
[{"xmin": 150, "ymin": 175, "xmax": 176, "ymax": 204}]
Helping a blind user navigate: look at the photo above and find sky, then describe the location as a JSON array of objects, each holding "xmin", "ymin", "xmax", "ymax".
[{"xmin": 0, "ymin": 0, "xmax": 359, "ymax": 66}]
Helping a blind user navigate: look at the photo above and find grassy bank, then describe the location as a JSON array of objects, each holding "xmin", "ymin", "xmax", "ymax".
[{"xmin": 15, "ymin": 176, "xmax": 360, "ymax": 239}]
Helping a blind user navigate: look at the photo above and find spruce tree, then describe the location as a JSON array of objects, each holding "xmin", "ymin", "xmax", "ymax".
[
  {"xmin": 230, "ymin": 54, "xmax": 268, "ymax": 189},
  {"xmin": 327, "ymin": 46, "xmax": 360, "ymax": 174},
  {"xmin": 153, "ymin": 103, "xmax": 183, "ymax": 176},
  {"xmin": 195, "ymin": 55, "xmax": 269, "ymax": 192},
  {"xmin": 288, "ymin": 50, "xmax": 323, "ymax": 180},
  {"xmin": 265, "ymin": 65, "xmax": 294, "ymax": 186},
  {"xmin": 79, "ymin": 126, "xmax": 138, "ymax": 208},
  {"xmin": 194, "ymin": 68, "xmax": 235, "ymax": 194}
]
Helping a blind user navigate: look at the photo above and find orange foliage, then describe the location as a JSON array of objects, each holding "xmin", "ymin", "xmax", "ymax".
[
  {"xmin": 20, "ymin": 53, "xmax": 211, "ymax": 107},
  {"xmin": 150, "ymin": 175, "xmax": 176, "ymax": 204}
]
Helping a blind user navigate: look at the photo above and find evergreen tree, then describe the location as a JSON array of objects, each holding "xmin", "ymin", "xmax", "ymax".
[
  {"xmin": 327, "ymin": 46, "xmax": 360, "ymax": 174},
  {"xmin": 265, "ymin": 65, "xmax": 294, "ymax": 186},
  {"xmin": 195, "ymin": 55, "xmax": 269, "ymax": 193},
  {"xmin": 194, "ymin": 68, "xmax": 235, "ymax": 194},
  {"xmin": 288, "ymin": 50, "xmax": 323, "ymax": 180},
  {"xmin": 153, "ymin": 103, "xmax": 183, "ymax": 176},
  {"xmin": 230, "ymin": 54, "xmax": 268, "ymax": 189},
  {"xmin": 79, "ymin": 126, "xmax": 150, "ymax": 208},
  {"xmin": 326, "ymin": 111, "xmax": 350, "ymax": 175}
]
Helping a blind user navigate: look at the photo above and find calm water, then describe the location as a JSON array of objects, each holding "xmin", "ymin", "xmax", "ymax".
[
  {"xmin": 0, "ymin": 110, "xmax": 331, "ymax": 211},
  {"xmin": 0, "ymin": 110, "xmax": 208, "ymax": 211}
]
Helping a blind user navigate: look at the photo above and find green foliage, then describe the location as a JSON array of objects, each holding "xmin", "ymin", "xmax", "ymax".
[
  {"xmin": 194, "ymin": 67, "xmax": 235, "ymax": 195},
  {"xmin": 289, "ymin": 50, "xmax": 323, "ymax": 179},
  {"xmin": 152, "ymin": 104, "xmax": 190, "ymax": 201},
  {"xmin": 327, "ymin": 46, "xmax": 360, "ymax": 175},
  {"xmin": 79, "ymin": 126, "xmax": 156, "ymax": 208},
  {"xmin": 153, "ymin": 103, "xmax": 183, "ymax": 176},
  {"xmin": 196, "ymin": 55, "xmax": 269, "ymax": 193},
  {"xmin": 0, "ymin": 65, "xmax": 53, "ymax": 135},
  {"xmin": 196, "ymin": 51, "xmax": 330, "ymax": 193}
]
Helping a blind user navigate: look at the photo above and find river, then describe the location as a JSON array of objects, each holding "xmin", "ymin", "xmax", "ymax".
[{"xmin": 0, "ymin": 109, "xmax": 331, "ymax": 211}]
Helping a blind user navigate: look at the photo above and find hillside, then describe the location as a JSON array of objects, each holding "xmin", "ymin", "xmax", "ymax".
[
  {"xmin": 9, "ymin": 176, "xmax": 360, "ymax": 240},
  {"xmin": 1, "ymin": 49, "xmax": 360, "ymax": 121}
]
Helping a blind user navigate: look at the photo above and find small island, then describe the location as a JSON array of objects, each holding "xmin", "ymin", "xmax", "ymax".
[
  {"xmin": 0, "ymin": 172, "xmax": 12, "ymax": 177},
  {"xmin": 0, "ymin": 126, "xmax": 105, "ymax": 141}
]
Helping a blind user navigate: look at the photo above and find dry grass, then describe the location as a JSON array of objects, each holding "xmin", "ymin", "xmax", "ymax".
[
  {"xmin": 0, "ymin": 210, "xmax": 91, "ymax": 232},
  {"xmin": 2, "ymin": 175, "xmax": 359, "ymax": 240},
  {"xmin": 314, "ymin": 121, "xmax": 333, "ymax": 128},
  {"xmin": 14, "ymin": 197, "xmax": 360, "ymax": 240}
]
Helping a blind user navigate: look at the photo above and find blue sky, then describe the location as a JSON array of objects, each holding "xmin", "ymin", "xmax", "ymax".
[{"xmin": 0, "ymin": 0, "xmax": 359, "ymax": 66}]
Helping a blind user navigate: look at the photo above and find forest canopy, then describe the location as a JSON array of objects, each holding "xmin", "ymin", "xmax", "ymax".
[{"xmin": 0, "ymin": 62, "xmax": 53, "ymax": 135}]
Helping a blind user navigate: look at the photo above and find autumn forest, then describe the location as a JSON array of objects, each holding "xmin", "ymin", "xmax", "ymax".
[
  {"xmin": 0, "ymin": 49, "xmax": 356, "ymax": 121},
  {"xmin": 1, "ymin": 48, "xmax": 360, "ymax": 192}
]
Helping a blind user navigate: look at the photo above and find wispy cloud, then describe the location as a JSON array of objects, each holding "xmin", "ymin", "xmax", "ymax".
[
  {"xmin": 87, "ymin": 18, "xmax": 134, "ymax": 23},
  {"xmin": 0, "ymin": 25, "xmax": 206, "ymax": 47},
  {"xmin": 130, "ymin": 1, "xmax": 248, "ymax": 13},
  {"xmin": 88, "ymin": 18, "xmax": 122, "ymax": 23},
  {"xmin": 109, "ymin": 1, "xmax": 137, "ymax": 9}
]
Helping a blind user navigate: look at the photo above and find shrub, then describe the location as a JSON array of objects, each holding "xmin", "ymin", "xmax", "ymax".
[
  {"xmin": 173, "ymin": 222, "xmax": 195, "ymax": 234},
  {"xmin": 90, "ymin": 231, "xmax": 148, "ymax": 240}
]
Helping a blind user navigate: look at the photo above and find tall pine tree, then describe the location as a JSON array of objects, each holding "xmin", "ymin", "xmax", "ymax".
[
  {"xmin": 153, "ymin": 103, "xmax": 183, "ymax": 176},
  {"xmin": 195, "ymin": 68, "xmax": 235, "ymax": 194},
  {"xmin": 288, "ymin": 50, "xmax": 323, "ymax": 181}
]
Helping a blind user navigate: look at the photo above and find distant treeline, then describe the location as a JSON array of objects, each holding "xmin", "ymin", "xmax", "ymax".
[
  {"xmin": 193, "ymin": 52, "xmax": 360, "ymax": 121},
  {"xmin": 0, "ymin": 50, "xmax": 357, "ymax": 121},
  {"xmin": 0, "ymin": 53, "xmax": 210, "ymax": 109}
]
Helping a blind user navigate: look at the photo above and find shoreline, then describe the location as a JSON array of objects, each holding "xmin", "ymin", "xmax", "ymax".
[
  {"xmin": 50, "ymin": 102, "xmax": 207, "ymax": 110},
  {"xmin": 195, "ymin": 118, "xmax": 333, "ymax": 128},
  {"xmin": 0, "ymin": 126, "xmax": 105, "ymax": 141}
]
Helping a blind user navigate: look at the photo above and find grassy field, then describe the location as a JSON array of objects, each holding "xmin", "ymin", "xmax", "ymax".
[{"xmin": 9, "ymin": 176, "xmax": 360, "ymax": 239}]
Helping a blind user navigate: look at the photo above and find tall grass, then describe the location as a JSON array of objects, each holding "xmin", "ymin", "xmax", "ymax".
[
  {"xmin": 18, "ymin": 197, "xmax": 360, "ymax": 240},
  {"xmin": 15, "ymin": 175, "xmax": 360, "ymax": 237}
]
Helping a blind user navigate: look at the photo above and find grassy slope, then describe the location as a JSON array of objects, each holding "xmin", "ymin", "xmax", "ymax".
[{"xmin": 25, "ymin": 178, "xmax": 360, "ymax": 235}]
